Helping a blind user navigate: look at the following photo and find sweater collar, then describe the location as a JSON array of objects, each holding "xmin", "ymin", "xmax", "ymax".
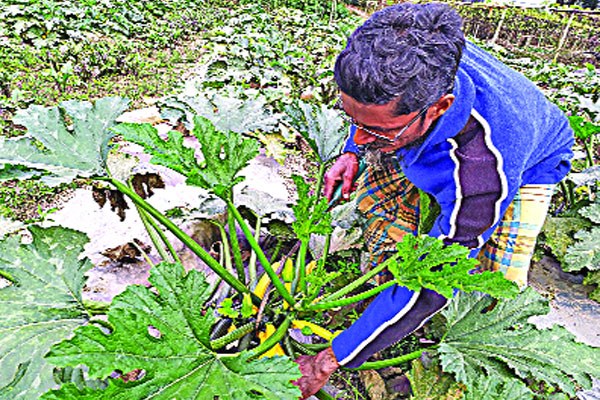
[{"xmin": 396, "ymin": 66, "xmax": 476, "ymax": 168}]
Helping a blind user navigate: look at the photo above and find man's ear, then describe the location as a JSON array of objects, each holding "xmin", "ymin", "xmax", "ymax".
[{"xmin": 429, "ymin": 94, "xmax": 455, "ymax": 120}]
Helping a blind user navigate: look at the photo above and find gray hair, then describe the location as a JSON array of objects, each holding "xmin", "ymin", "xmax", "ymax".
[{"xmin": 334, "ymin": 3, "xmax": 465, "ymax": 116}]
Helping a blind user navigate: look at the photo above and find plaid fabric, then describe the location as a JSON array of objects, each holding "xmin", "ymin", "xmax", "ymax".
[
  {"xmin": 356, "ymin": 164, "xmax": 420, "ymax": 267},
  {"xmin": 475, "ymin": 184, "xmax": 554, "ymax": 288},
  {"xmin": 356, "ymin": 164, "xmax": 554, "ymax": 288}
]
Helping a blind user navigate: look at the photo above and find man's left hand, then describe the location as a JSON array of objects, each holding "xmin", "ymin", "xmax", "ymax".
[{"xmin": 293, "ymin": 347, "xmax": 340, "ymax": 399}]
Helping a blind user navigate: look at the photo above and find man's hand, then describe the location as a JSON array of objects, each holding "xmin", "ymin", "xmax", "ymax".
[
  {"xmin": 293, "ymin": 347, "xmax": 340, "ymax": 399},
  {"xmin": 323, "ymin": 152, "xmax": 359, "ymax": 202}
]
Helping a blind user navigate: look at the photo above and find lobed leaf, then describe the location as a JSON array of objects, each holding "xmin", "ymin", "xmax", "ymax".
[
  {"xmin": 407, "ymin": 358, "xmax": 464, "ymax": 400},
  {"xmin": 388, "ymin": 235, "xmax": 519, "ymax": 299},
  {"xmin": 284, "ymin": 101, "xmax": 346, "ymax": 164},
  {"xmin": 564, "ymin": 227, "xmax": 600, "ymax": 272},
  {"xmin": 462, "ymin": 376, "xmax": 533, "ymax": 400},
  {"xmin": 1, "ymin": 97, "xmax": 129, "ymax": 186},
  {"xmin": 160, "ymin": 92, "xmax": 279, "ymax": 134},
  {"xmin": 540, "ymin": 216, "xmax": 591, "ymax": 264},
  {"xmin": 0, "ymin": 226, "xmax": 92, "ymax": 399},
  {"xmin": 291, "ymin": 175, "xmax": 333, "ymax": 241},
  {"xmin": 438, "ymin": 289, "xmax": 600, "ymax": 395},
  {"xmin": 116, "ymin": 115, "xmax": 259, "ymax": 199},
  {"xmin": 44, "ymin": 262, "xmax": 302, "ymax": 399},
  {"xmin": 580, "ymin": 201, "xmax": 600, "ymax": 225}
]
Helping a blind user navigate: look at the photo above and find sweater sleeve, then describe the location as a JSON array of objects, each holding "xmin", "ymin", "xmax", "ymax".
[
  {"xmin": 429, "ymin": 114, "xmax": 507, "ymax": 256},
  {"xmin": 342, "ymin": 125, "xmax": 361, "ymax": 154},
  {"xmin": 331, "ymin": 117, "xmax": 503, "ymax": 368}
]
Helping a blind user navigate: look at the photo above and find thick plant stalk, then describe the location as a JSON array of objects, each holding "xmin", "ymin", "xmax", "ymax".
[
  {"xmin": 247, "ymin": 315, "xmax": 292, "ymax": 360},
  {"xmin": 283, "ymin": 334, "xmax": 297, "ymax": 359},
  {"xmin": 227, "ymin": 200, "xmax": 296, "ymax": 307},
  {"xmin": 248, "ymin": 216, "xmax": 261, "ymax": 289},
  {"xmin": 292, "ymin": 239, "xmax": 309, "ymax": 295},
  {"xmin": 313, "ymin": 163, "xmax": 327, "ymax": 204},
  {"xmin": 227, "ymin": 206, "xmax": 246, "ymax": 284},
  {"xmin": 210, "ymin": 322, "xmax": 254, "ymax": 350},
  {"xmin": 343, "ymin": 348, "xmax": 427, "ymax": 371},
  {"xmin": 101, "ymin": 177, "xmax": 258, "ymax": 304},
  {"xmin": 143, "ymin": 209, "xmax": 182, "ymax": 264},
  {"xmin": 306, "ymin": 281, "xmax": 395, "ymax": 311},
  {"xmin": 130, "ymin": 239, "xmax": 155, "ymax": 268},
  {"xmin": 313, "ymin": 261, "xmax": 389, "ymax": 306},
  {"xmin": 214, "ymin": 222, "xmax": 234, "ymax": 276},
  {"xmin": 136, "ymin": 206, "xmax": 170, "ymax": 263},
  {"xmin": 290, "ymin": 338, "xmax": 317, "ymax": 356},
  {"xmin": 585, "ymin": 136, "xmax": 595, "ymax": 168},
  {"xmin": 320, "ymin": 232, "xmax": 332, "ymax": 269},
  {"xmin": 315, "ymin": 389, "xmax": 336, "ymax": 400}
]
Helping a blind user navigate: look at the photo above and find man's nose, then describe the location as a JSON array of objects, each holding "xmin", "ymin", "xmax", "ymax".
[{"xmin": 353, "ymin": 127, "xmax": 377, "ymax": 145}]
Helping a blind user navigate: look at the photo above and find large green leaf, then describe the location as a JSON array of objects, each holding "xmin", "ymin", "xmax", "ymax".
[
  {"xmin": 580, "ymin": 201, "xmax": 600, "ymax": 224},
  {"xmin": 584, "ymin": 270, "xmax": 600, "ymax": 302},
  {"xmin": 0, "ymin": 164, "xmax": 43, "ymax": 182},
  {"xmin": 44, "ymin": 262, "xmax": 302, "ymax": 399},
  {"xmin": 540, "ymin": 216, "xmax": 591, "ymax": 263},
  {"xmin": 438, "ymin": 289, "xmax": 600, "ymax": 395},
  {"xmin": 284, "ymin": 101, "xmax": 346, "ymax": 163},
  {"xmin": 462, "ymin": 376, "xmax": 532, "ymax": 400},
  {"xmin": 0, "ymin": 226, "xmax": 92, "ymax": 399},
  {"xmin": 115, "ymin": 116, "xmax": 259, "ymax": 199},
  {"xmin": 160, "ymin": 91, "xmax": 279, "ymax": 134},
  {"xmin": 564, "ymin": 227, "xmax": 600, "ymax": 272},
  {"xmin": 388, "ymin": 235, "xmax": 519, "ymax": 299},
  {"xmin": 291, "ymin": 175, "xmax": 333, "ymax": 241},
  {"xmin": 407, "ymin": 358, "xmax": 464, "ymax": 400},
  {"xmin": 1, "ymin": 97, "xmax": 130, "ymax": 186},
  {"xmin": 563, "ymin": 202, "xmax": 600, "ymax": 272}
]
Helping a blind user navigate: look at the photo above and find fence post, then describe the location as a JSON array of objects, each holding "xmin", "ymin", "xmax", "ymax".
[
  {"xmin": 553, "ymin": 12, "xmax": 575, "ymax": 64},
  {"xmin": 490, "ymin": 7, "xmax": 508, "ymax": 45}
]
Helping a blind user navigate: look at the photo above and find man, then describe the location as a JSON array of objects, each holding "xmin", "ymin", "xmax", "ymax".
[{"xmin": 295, "ymin": 3, "xmax": 574, "ymax": 398}]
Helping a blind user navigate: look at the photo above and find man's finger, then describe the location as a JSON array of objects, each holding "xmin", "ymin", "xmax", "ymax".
[{"xmin": 323, "ymin": 178, "xmax": 338, "ymax": 202}]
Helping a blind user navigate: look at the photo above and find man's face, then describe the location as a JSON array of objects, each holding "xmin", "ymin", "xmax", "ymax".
[{"xmin": 339, "ymin": 92, "xmax": 453, "ymax": 154}]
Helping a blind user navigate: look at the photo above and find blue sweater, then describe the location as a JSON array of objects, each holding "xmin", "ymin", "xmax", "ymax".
[{"xmin": 332, "ymin": 41, "xmax": 574, "ymax": 368}]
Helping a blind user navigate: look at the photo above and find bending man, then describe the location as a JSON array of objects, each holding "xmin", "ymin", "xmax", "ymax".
[{"xmin": 295, "ymin": 3, "xmax": 574, "ymax": 398}]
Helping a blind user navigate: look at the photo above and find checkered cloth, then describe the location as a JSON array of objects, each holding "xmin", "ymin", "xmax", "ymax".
[{"xmin": 356, "ymin": 164, "xmax": 553, "ymax": 288}]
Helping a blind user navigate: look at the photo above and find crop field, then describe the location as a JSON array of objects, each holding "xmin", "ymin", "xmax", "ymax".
[{"xmin": 0, "ymin": 0, "xmax": 599, "ymax": 399}]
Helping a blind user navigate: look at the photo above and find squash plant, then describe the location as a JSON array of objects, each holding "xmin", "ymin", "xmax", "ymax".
[{"xmin": 1, "ymin": 97, "xmax": 599, "ymax": 400}]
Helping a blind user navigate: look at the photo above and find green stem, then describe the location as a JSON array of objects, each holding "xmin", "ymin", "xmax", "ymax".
[
  {"xmin": 83, "ymin": 300, "xmax": 110, "ymax": 315},
  {"xmin": 585, "ymin": 136, "xmax": 595, "ymax": 168},
  {"xmin": 307, "ymin": 281, "xmax": 395, "ymax": 311},
  {"xmin": 100, "ymin": 177, "xmax": 258, "ymax": 305},
  {"xmin": 283, "ymin": 334, "xmax": 296, "ymax": 359},
  {"xmin": 289, "ymin": 338, "xmax": 329, "ymax": 355},
  {"xmin": 249, "ymin": 216, "xmax": 261, "ymax": 289},
  {"xmin": 292, "ymin": 239, "xmax": 308, "ymax": 295},
  {"xmin": 314, "ymin": 261, "xmax": 390, "ymax": 305},
  {"xmin": 248, "ymin": 315, "xmax": 292, "ymax": 360},
  {"xmin": 139, "ymin": 205, "xmax": 181, "ymax": 263},
  {"xmin": 228, "ymin": 204, "xmax": 246, "ymax": 284},
  {"xmin": 343, "ymin": 348, "xmax": 429, "ymax": 371},
  {"xmin": 227, "ymin": 200, "xmax": 296, "ymax": 307},
  {"xmin": 210, "ymin": 322, "xmax": 254, "ymax": 350},
  {"xmin": 315, "ymin": 389, "xmax": 336, "ymax": 400},
  {"xmin": 131, "ymin": 239, "xmax": 155, "ymax": 268},
  {"xmin": 128, "ymin": 180, "xmax": 172, "ymax": 263},
  {"xmin": 321, "ymin": 232, "xmax": 332, "ymax": 267},
  {"xmin": 143, "ymin": 208, "xmax": 181, "ymax": 264},
  {"xmin": 271, "ymin": 240, "xmax": 282, "ymax": 262},
  {"xmin": 214, "ymin": 222, "xmax": 234, "ymax": 275},
  {"xmin": 313, "ymin": 162, "xmax": 327, "ymax": 203},
  {"xmin": 560, "ymin": 179, "xmax": 571, "ymax": 208}
]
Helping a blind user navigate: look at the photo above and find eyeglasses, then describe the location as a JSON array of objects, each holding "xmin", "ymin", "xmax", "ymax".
[{"xmin": 333, "ymin": 96, "xmax": 430, "ymax": 143}]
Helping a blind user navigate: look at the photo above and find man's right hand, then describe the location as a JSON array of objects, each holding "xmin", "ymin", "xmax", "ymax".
[{"xmin": 323, "ymin": 152, "xmax": 359, "ymax": 202}]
